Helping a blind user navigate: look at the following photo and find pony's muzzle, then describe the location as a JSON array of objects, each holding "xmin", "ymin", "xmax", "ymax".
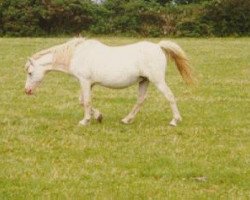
[{"xmin": 25, "ymin": 88, "xmax": 33, "ymax": 95}]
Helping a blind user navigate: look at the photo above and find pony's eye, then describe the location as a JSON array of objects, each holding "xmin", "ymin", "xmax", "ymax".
[{"xmin": 28, "ymin": 72, "xmax": 32, "ymax": 76}]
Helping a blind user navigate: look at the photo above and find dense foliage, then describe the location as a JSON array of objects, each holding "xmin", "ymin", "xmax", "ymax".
[
  {"xmin": 200, "ymin": 0, "xmax": 250, "ymax": 36},
  {"xmin": 0, "ymin": 0, "xmax": 249, "ymax": 37}
]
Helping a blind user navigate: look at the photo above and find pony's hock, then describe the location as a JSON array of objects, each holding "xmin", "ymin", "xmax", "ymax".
[{"xmin": 24, "ymin": 38, "xmax": 193, "ymax": 126}]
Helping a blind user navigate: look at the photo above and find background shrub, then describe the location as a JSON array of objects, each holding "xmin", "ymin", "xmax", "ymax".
[
  {"xmin": 0, "ymin": 0, "xmax": 45, "ymax": 36},
  {"xmin": 200, "ymin": 0, "xmax": 250, "ymax": 36},
  {"xmin": 0, "ymin": 0, "xmax": 249, "ymax": 37}
]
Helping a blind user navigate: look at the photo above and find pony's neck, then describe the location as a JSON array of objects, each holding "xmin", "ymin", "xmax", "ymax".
[
  {"xmin": 35, "ymin": 52, "xmax": 70, "ymax": 73},
  {"xmin": 33, "ymin": 38, "xmax": 86, "ymax": 73}
]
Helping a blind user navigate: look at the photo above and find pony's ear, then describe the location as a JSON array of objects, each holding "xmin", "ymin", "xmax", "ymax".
[{"xmin": 28, "ymin": 57, "xmax": 35, "ymax": 66}]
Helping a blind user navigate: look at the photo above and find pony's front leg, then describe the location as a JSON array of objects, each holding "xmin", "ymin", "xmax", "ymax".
[
  {"xmin": 79, "ymin": 93, "xmax": 103, "ymax": 123},
  {"xmin": 91, "ymin": 108, "xmax": 103, "ymax": 123},
  {"xmin": 79, "ymin": 80, "xmax": 92, "ymax": 126}
]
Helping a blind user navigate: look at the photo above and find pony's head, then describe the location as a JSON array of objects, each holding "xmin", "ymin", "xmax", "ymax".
[
  {"xmin": 24, "ymin": 58, "xmax": 48, "ymax": 95},
  {"xmin": 24, "ymin": 37, "xmax": 85, "ymax": 95}
]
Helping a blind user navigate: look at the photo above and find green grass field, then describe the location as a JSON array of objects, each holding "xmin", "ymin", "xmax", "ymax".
[{"xmin": 0, "ymin": 37, "xmax": 249, "ymax": 199}]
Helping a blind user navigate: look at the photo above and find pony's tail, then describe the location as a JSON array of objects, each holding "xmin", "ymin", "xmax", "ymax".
[{"xmin": 159, "ymin": 40, "xmax": 194, "ymax": 85}]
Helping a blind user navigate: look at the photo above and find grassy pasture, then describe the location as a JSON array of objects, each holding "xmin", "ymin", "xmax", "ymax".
[{"xmin": 0, "ymin": 37, "xmax": 249, "ymax": 199}]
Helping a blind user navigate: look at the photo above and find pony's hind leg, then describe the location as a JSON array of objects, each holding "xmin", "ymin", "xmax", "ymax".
[
  {"xmin": 121, "ymin": 79, "xmax": 149, "ymax": 124},
  {"xmin": 154, "ymin": 81, "xmax": 182, "ymax": 126}
]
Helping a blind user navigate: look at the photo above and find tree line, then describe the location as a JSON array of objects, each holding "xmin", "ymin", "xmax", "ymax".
[{"xmin": 0, "ymin": 0, "xmax": 249, "ymax": 37}]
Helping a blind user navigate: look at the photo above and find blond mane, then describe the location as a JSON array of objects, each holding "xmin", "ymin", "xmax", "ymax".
[{"xmin": 32, "ymin": 38, "xmax": 86, "ymax": 70}]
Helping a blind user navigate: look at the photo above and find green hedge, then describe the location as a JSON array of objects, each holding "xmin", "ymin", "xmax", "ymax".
[
  {"xmin": 200, "ymin": 0, "xmax": 250, "ymax": 36},
  {"xmin": 0, "ymin": 0, "xmax": 249, "ymax": 37},
  {"xmin": 0, "ymin": 0, "xmax": 97, "ymax": 36}
]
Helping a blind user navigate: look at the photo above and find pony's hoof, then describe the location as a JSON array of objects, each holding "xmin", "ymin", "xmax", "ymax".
[
  {"xmin": 169, "ymin": 120, "xmax": 177, "ymax": 126},
  {"xmin": 96, "ymin": 114, "xmax": 103, "ymax": 123},
  {"xmin": 169, "ymin": 118, "xmax": 181, "ymax": 127},
  {"xmin": 121, "ymin": 118, "xmax": 132, "ymax": 124},
  {"xmin": 79, "ymin": 119, "xmax": 90, "ymax": 126}
]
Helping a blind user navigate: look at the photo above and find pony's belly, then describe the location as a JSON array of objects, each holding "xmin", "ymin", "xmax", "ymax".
[
  {"xmin": 92, "ymin": 65, "xmax": 140, "ymax": 89},
  {"xmin": 97, "ymin": 76, "xmax": 139, "ymax": 89}
]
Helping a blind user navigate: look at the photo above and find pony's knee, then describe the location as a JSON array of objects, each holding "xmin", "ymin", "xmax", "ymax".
[
  {"xmin": 82, "ymin": 99, "xmax": 91, "ymax": 107},
  {"xmin": 79, "ymin": 94, "xmax": 84, "ymax": 105}
]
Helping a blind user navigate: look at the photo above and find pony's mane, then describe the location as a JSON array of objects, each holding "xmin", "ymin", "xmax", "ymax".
[{"xmin": 32, "ymin": 38, "xmax": 86, "ymax": 69}]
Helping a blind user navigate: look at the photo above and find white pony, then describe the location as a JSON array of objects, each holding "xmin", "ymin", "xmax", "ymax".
[{"xmin": 25, "ymin": 38, "xmax": 193, "ymax": 126}]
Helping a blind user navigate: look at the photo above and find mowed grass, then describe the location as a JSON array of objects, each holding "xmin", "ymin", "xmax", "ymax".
[{"xmin": 0, "ymin": 37, "xmax": 249, "ymax": 199}]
